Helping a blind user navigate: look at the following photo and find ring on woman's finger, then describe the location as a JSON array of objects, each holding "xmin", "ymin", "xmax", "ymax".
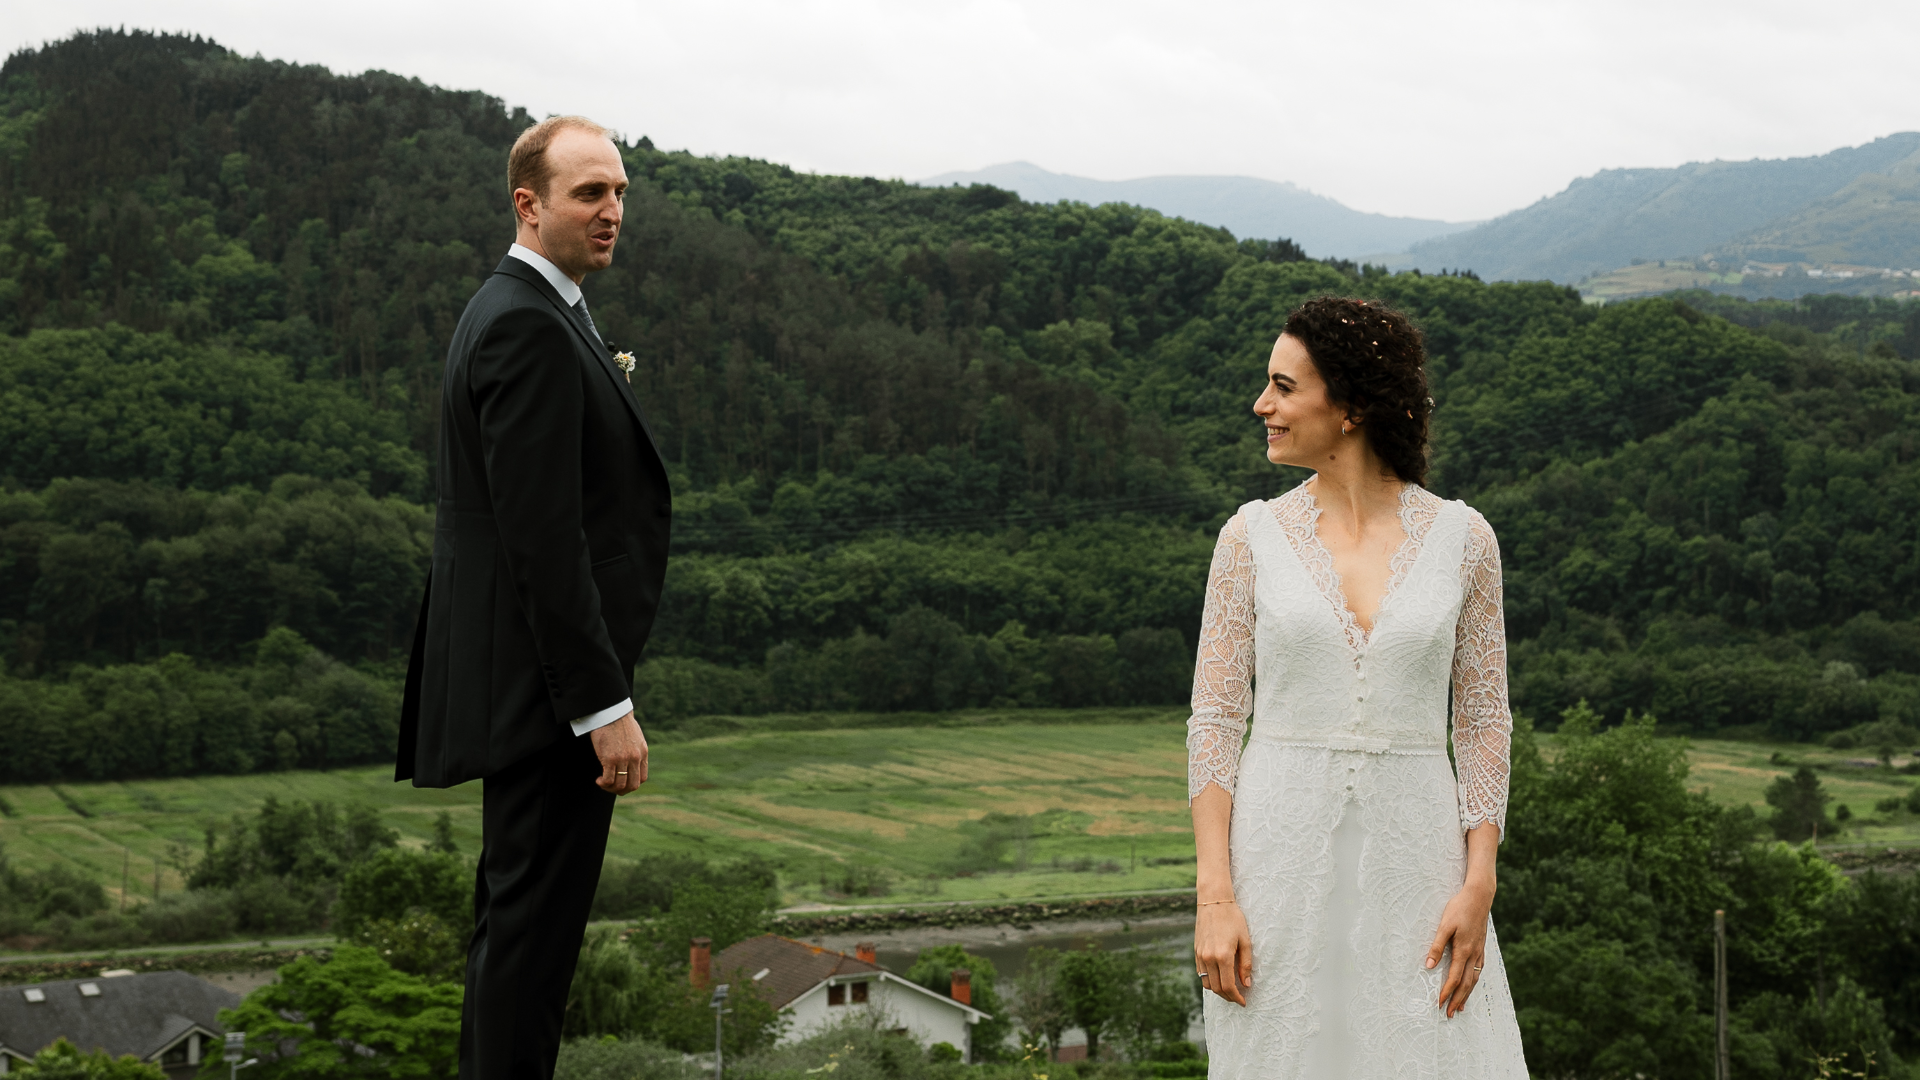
[{"xmin": 1197, "ymin": 972, "xmax": 1210, "ymax": 979}]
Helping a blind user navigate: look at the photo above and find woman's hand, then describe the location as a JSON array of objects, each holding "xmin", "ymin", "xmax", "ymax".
[
  {"xmin": 1195, "ymin": 901, "xmax": 1254, "ymax": 1006},
  {"xmin": 1425, "ymin": 823, "xmax": 1501, "ymax": 1018},
  {"xmin": 1425, "ymin": 881, "xmax": 1493, "ymax": 1017}
]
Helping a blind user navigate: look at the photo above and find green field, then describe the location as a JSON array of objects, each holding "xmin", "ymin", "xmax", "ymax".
[
  {"xmin": 2, "ymin": 714, "xmax": 1915, "ymax": 916},
  {"xmin": 1676, "ymin": 737, "xmax": 1920, "ymax": 846}
]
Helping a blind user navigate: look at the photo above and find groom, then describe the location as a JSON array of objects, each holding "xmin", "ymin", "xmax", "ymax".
[{"xmin": 397, "ymin": 115, "xmax": 671, "ymax": 1078}]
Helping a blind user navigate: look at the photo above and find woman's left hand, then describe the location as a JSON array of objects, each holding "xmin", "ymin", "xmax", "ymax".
[{"xmin": 1425, "ymin": 879, "xmax": 1495, "ymax": 1018}]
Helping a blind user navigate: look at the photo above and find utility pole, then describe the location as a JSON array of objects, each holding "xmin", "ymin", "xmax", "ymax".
[
  {"xmin": 710, "ymin": 983, "xmax": 731, "ymax": 1080},
  {"xmin": 1714, "ymin": 910, "xmax": 1729, "ymax": 1080}
]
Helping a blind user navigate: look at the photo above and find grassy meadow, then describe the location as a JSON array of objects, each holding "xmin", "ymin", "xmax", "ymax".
[{"xmin": 1, "ymin": 710, "xmax": 1915, "ymax": 917}]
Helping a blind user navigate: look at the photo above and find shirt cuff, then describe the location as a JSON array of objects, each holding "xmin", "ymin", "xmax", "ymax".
[{"xmin": 570, "ymin": 698, "xmax": 632, "ymax": 737}]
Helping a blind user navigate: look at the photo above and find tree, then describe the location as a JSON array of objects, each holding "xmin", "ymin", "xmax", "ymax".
[
  {"xmin": 217, "ymin": 947, "xmax": 462, "ymax": 1078},
  {"xmin": 652, "ymin": 877, "xmax": 775, "ymax": 954},
  {"xmin": 1055, "ymin": 945, "xmax": 1127, "ymax": 1061},
  {"xmin": 332, "ymin": 848, "xmax": 470, "ymax": 939},
  {"xmin": 331, "ymin": 847, "xmax": 472, "ymax": 980},
  {"xmin": 905, "ymin": 944, "xmax": 1012, "ymax": 1061},
  {"xmin": 564, "ymin": 928, "xmax": 650, "ymax": 1040},
  {"xmin": 9, "ymin": 1038, "xmax": 165, "ymax": 1080},
  {"xmin": 427, "ymin": 812, "xmax": 459, "ymax": 854},
  {"xmin": 1766, "ymin": 766, "xmax": 1835, "ymax": 842},
  {"xmin": 1108, "ymin": 954, "xmax": 1196, "ymax": 1062},
  {"xmin": 1734, "ymin": 977, "xmax": 1905, "ymax": 1080},
  {"xmin": 1011, "ymin": 946, "xmax": 1069, "ymax": 1060},
  {"xmin": 1823, "ymin": 871, "xmax": 1920, "ymax": 1054}
]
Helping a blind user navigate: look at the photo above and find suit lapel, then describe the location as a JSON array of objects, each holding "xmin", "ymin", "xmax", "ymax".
[{"xmin": 492, "ymin": 257, "xmax": 668, "ymax": 466}]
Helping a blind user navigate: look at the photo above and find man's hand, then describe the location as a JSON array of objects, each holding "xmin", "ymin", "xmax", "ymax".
[{"xmin": 589, "ymin": 713, "xmax": 648, "ymax": 795}]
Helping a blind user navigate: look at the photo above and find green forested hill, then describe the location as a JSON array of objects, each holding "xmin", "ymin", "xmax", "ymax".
[
  {"xmin": 1405, "ymin": 133, "xmax": 1920, "ymax": 282},
  {"xmin": 3, "ymin": 30, "xmax": 1920, "ymax": 779}
]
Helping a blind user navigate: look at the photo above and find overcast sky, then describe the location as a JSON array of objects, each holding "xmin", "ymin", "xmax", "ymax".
[{"xmin": 8, "ymin": 0, "xmax": 1920, "ymax": 223}]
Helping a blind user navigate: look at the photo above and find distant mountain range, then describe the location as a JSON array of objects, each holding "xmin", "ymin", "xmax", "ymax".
[
  {"xmin": 918, "ymin": 162, "xmax": 1475, "ymax": 260},
  {"xmin": 1405, "ymin": 133, "xmax": 1920, "ymax": 284}
]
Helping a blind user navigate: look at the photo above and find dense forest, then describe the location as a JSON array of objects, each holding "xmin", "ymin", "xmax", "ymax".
[{"xmin": 4, "ymin": 29, "xmax": 1920, "ymax": 762}]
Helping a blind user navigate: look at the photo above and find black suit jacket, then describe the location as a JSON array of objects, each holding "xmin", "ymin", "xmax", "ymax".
[{"xmin": 397, "ymin": 255, "xmax": 671, "ymax": 788}]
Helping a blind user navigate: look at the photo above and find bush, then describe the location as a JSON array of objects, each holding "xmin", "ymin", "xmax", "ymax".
[
  {"xmin": 137, "ymin": 889, "xmax": 237, "ymax": 942},
  {"xmin": 228, "ymin": 876, "xmax": 330, "ymax": 934},
  {"xmin": 590, "ymin": 853, "xmax": 710, "ymax": 921},
  {"xmin": 218, "ymin": 946, "xmax": 462, "ymax": 1077},
  {"xmin": 8, "ymin": 1037, "xmax": 166, "ymax": 1079},
  {"xmin": 554, "ymin": 1035, "xmax": 703, "ymax": 1080},
  {"xmin": 23, "ymin": 863, "xmax": 108, "ymax": 920},
  {"xmin": 1734, "ymin": 978, "xmax": 1907, "ymax": 1080},
  {"xmin": 726, "ymin": 1018, "xmax": 936, "ymax": 1080},
  {"xmin": 354, "ymin": 911, "xmax": 467, "ymax": 981},
  {"xmin": 332, "ymin": 847, "xmax": 470, "ymax": 939}
]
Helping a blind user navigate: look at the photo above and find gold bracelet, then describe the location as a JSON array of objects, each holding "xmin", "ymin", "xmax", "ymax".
[{"xmin": 1198, "ymin": 899, "xmax": 1238, "ymax": 907}]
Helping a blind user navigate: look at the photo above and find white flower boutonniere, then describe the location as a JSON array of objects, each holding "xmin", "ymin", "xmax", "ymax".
[{"xmin": 612, "ymin": 350, "xmax": 636, "ymax": 383}]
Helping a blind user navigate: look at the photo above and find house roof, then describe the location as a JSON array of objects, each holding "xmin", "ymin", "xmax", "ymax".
[
  {"xmin": 712, "ymin": 935, "xmax": 885, "ymax": 1010},
  {"xmin": 0, "ymin": 971, "xmax": 238, "ymax": 1062},
  {"xmin": 711, "ymin": 935, "xmax": 989, "ymax": 1022}
]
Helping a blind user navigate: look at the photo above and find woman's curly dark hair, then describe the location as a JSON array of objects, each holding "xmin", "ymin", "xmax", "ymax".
[{"xmin": 1282, "ymin": 296, "xmax": 1432, "ymax": 485}]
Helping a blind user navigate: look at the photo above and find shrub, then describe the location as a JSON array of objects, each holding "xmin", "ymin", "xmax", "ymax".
[
  {"xmin": 554, "ymin": 1035, "xmax": 703, "ymax": 1080},
  {"xmin": 217, "ymin": 946, "xmax": 462, "ymax": 1077},
  {"xmin": 137, "ymin": 889, "xmax": 237, "ymax": 943},
  {"xmin": 332, "ymin": 848, "xmax": 470, "ymax": 939},
  {"xmin": 8, "ymin": 1037, "xmax": 166, "ymax": 1079}
]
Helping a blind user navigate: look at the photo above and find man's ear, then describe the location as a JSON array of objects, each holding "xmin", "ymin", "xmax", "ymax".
[{"xmin": 513, "ymin": 187, "xmax": 541, "ymax": 228}]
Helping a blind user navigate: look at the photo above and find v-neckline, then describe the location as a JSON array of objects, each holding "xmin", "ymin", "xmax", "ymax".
[{"xmin": 1279, "ymin": 481, "xmax": 1423, "ymax": 653}]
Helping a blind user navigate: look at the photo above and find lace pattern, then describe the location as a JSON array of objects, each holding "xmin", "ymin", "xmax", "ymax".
[
  {"xmin": 1452, "ymin": 509, "xmax": 1511, "ymax": 836},
  {"xmin": 1275, "ymin": 483, "xmax": 1438, "ymax": 657},
  {"xmin": 1184, "ymin": 480, "xmax": 1513, "ymax": 834},
  {"xmin": 1187, "ymin": 483, "xmax": 1527, "ymax": 1078},
  {"xmin": 1185, "ymin": 513, "xmax": 1255, "ymax": 799}
]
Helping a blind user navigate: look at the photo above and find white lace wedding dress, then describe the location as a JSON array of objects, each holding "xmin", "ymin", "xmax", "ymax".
[{"xmin": 1188, "ymin": 481, "xmax": 1528, "ymax": 1079}]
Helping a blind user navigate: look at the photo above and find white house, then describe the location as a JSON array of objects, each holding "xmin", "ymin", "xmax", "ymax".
[
  {"xmin": 0, "ymin": 970, "xmax": 236, "ymax": 1078},
  {"xmin": 706, "ymin": 935, "xmax": 990, "ymax": 1061}
]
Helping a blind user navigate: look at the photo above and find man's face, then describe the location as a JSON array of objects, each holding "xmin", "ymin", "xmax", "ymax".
[{"xmin": 517, "ymin": 128, "xmax": 628, "ymax": 281}]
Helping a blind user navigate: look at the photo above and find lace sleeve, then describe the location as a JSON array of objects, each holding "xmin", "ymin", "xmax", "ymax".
[
  {"xmin": 1452, "ymin": 509, "xmax": 1511, "ymax": 838},
  {"xmin": 1187, "ymin": 512, "xmax": 1256, "ymax": 802}
]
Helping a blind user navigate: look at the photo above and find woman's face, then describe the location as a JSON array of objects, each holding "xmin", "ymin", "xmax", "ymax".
[{"xmin": 1254, "ymin": 333, "xmax": 1351, "ymax": 467}]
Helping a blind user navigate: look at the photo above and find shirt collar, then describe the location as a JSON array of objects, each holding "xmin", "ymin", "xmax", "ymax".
[{"xmin": 507, "ymin": 243, "xmax": 582, "ymax": 306}]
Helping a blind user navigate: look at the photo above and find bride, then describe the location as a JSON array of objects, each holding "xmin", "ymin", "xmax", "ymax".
[{"xmin": 1188, "ymin": 296, "xmax": 1528, "ymax": 1077}]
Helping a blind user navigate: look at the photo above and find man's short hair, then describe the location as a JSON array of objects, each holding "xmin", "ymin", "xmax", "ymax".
[{"xmin": 508, "ymin": 116, "xmax": 614, "ymax": 203}]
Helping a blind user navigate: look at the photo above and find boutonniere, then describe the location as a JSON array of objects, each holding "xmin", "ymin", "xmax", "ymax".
[{"xmin": 611, "ymin": 349, "xmax": 636, "ymax": 383}]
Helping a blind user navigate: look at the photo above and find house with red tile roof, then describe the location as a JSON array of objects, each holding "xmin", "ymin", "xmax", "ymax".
[{"xmin": 704, "ymin": 935, "xmax": 991, "ymax": 1061}]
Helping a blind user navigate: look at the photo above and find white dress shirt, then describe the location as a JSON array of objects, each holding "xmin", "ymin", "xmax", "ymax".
[{"xmin": 505, "ymin": 244, "xmax": 631, "ymax": 738}]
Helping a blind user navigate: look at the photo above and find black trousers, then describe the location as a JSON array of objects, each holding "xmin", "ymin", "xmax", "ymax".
[{"xmin": 461, "ymin": 731, "xmax": 614, "ymax": 1079}]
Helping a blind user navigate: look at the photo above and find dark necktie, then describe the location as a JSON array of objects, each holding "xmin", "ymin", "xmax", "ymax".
[{"xmin": 572, "ymin": 297, "xmax": 600, "ymax": 341}]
